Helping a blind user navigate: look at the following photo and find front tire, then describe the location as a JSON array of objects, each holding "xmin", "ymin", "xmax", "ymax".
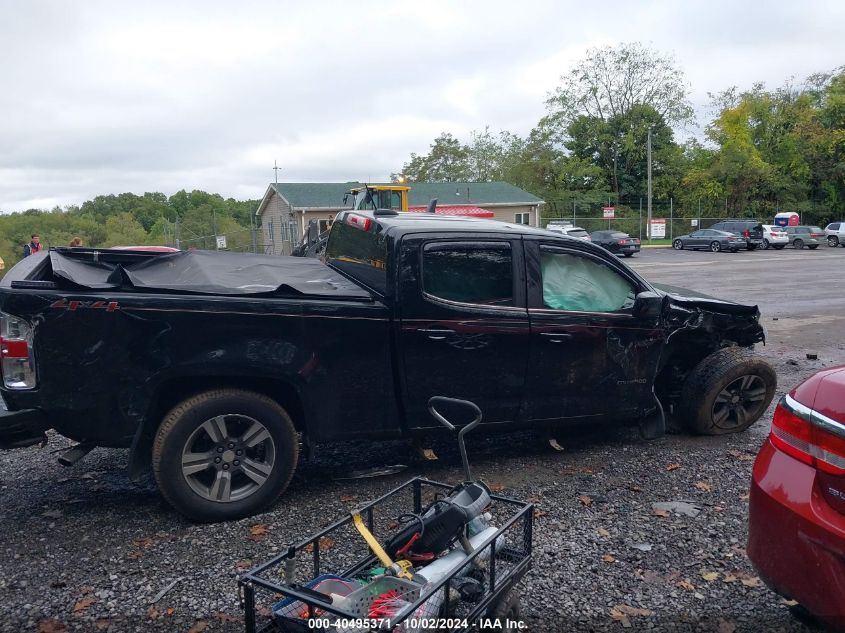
[
  {"xmin": 673, "ymin": 239, "xmax": 684, "ymax": 250},
  {"xmin": 710, "ymin": 241, "xmax": 722, "ymax": 252},
  {"xmin": 679, "ymin": 348, "xmax": 776, "ymax": 435},
  {"xmin": 152, "ymin": 389, "xmax": 299, "ymax": 522},
  {"xmin": 794, "ymin": 239, "xmax": 805, "ymax": 249},
  {"xmin": 828, "ymin": 236, "xmax": 840, "ymax": 247}
]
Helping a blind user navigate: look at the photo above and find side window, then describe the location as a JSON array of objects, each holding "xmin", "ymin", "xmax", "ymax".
[
  {"xmin": 514, "ymin": 212, "xmax": 530, "ymax": 225},
  {"xmin": 422, "ymin": 243, "xmax": 514, "ymax": 306},
  {"xmin": 540, "ymin": 249, "xmax": 636, "ymax": 313}
]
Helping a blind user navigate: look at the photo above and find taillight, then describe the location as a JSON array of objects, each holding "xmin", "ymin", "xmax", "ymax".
[
  {"xmin": 770, "ymin": 395, "xmax": 845, "ymax": 475},
  {"xmin": 345, "ymin": 213, "xmax": 372, "ymax": 232},
  {"xmin": 743, "ymin": 229, "xmax": 750, "ymax": 237},
  {"xmin": 0, "ymin": 312, "xmax": 37, "ymax": 389},
  {"xmin": 618, "ymin": 239, "xmax": 627, "ymax": 245}
]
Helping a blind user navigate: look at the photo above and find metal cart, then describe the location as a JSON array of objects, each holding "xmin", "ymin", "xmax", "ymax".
[{"xmin": 238, "ymin": 398, "xmax": 534, "ymax": 633}]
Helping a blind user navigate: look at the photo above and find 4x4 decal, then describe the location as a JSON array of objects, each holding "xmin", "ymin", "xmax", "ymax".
[{"xmin": 50, "ymin": 299, "xmax": 119, "ymax": 312}]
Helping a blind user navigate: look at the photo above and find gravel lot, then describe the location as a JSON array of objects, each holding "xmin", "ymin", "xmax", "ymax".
[{"xmin": 2, "ymin": 248, "xmax": 844, "ymax": 633}]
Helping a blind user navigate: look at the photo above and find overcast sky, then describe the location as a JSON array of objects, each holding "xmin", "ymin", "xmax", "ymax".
[{"xmin": 0, "ymin": 0, "xmax": 842, "ymax": 212}]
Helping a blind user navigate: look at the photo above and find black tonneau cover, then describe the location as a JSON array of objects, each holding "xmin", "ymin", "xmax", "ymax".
[{"xmin": 43, "ymin": 248, "xmax": 372, "ymax": 299}]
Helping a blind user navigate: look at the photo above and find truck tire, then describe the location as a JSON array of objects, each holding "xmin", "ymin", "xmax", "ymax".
[
  {"xmin": 152, "ymin": 389, "xmax": 298, "ymax": 522},
  {"xmin": 679, "ymin": 348, "xmax": 776, "ymax": 435},
  {"xmin": 486, "ymin": 591, "xmax": 521, "ymax": 631}
]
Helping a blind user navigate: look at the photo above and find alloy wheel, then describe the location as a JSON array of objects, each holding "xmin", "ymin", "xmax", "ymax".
[
  {"xmin": 711, "ymin": 375, "xmax": 768, "ymax": 431},
  {"xmin": 181, "ymin": 414, "xmax": 276, "ymax": 503}
]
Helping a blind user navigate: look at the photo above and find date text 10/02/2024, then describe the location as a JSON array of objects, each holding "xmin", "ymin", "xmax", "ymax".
[{"xmin": 306, "ymin": 618, "xmax": 527, "ymax": 630}]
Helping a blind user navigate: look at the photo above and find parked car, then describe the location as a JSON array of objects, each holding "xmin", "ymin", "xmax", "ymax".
[
  {"xmin": 546, "ymin": 224, "xmax": 592, "ymax": 242},
  {"xmin": 589, "ymin": 230, "xmax": 640, "ymax": 257},
  {"xmin": 672, "ymin": 229, "xmax": 743, "ymax": 253},
  {"xmin": 760, "ymin": 225, "xmax": 788, "ymax": 250},
  {"xmin": 824, "ymin": 221, "xmax": 845, "ymax": 247},
  {"xmin": 785, "ymin": 225, "xmax": 823, "ymax": 249},
  {"xmin": 708, "ymin": 219, "xmax": 765, "ymax": 250},
  {"xmin": 0, "ymin": 212, "xmax": 775, "ymax": 521},
  {"xmin": 748, "ymin": 366, "xmax": 845, "ymax": 631}
]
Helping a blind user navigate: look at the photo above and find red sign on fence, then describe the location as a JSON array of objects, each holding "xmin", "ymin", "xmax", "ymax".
[{"xmin": 602, "ymin": 207, "xmax": 615, "ymax": 219}]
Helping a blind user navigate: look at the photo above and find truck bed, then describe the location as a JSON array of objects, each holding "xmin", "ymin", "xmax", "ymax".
[{"xmin": 3, "ymin": 248, "xmax": 372, "ymax": 300}]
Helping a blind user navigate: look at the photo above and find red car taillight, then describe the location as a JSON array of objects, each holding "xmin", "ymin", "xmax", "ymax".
[
  {"xmin": 743, "ymin": 229, "xmax": 750, "ymax": 237},
  {"xmin": 0, "ymin": 312, "xmax": 37, "ymax": 389},
  {"xmin": 618, "ymin": 239, "xmax": 627, "ymax": 245},
  {"xmin": 770, "ymin": 395, "xmax": 845, "ymax": 476}
]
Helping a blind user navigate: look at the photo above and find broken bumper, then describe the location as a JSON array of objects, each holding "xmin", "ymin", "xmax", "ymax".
[{"xmin": 0, "ymin": 406, "xmax": 48, "ymax": 449}]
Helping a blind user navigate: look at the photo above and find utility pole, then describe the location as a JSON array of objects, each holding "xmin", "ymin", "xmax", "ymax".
[{"xmin": 647, "ymin": 126, "xmax": 653, "ymax": 242}]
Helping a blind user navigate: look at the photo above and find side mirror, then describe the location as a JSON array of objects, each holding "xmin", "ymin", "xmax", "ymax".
[{"xmin": 633, "ymin": 291, "xmax": 665, "ymax": 321}]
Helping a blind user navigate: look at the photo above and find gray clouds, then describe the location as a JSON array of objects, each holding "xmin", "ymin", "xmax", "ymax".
[{"xmin": 1, "ymin": 0, "xmax": 842, "ymax": 211}]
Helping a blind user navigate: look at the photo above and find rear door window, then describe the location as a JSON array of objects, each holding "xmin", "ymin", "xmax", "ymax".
[{"xmin": 422, "ymin": 243, "xmax": 514, "ymax": 307}]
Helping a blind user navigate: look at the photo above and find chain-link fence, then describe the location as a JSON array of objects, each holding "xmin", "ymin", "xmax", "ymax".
[{"xmin": 542, "ymin": 198, "xmax": 837, "ymax": 241}]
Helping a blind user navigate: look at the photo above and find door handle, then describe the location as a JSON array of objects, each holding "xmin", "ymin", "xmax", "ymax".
[
  {"xmin": 540, "ymin": 332, "xmax": 572, "ymax": 343},
  {"xmin": 418, "ymin": 328, "xmax": 455, "ymax": 340}
]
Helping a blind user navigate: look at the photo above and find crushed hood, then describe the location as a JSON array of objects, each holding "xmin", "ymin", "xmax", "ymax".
[{"xmin": 652, "ymin": 283, "xmax": 765, "ymax": 347}]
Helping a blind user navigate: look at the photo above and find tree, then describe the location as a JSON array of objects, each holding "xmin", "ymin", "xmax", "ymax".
[
  {"xmin": 401, "ymin": 133, "xmax": 471, "ymax": 182},
  {"xmin": 546, "ymin": 43, "xmax": 694, "ymax": 131}
]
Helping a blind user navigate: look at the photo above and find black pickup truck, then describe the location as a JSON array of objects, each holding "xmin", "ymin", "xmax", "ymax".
[{"xmin": 0, "ymin": 210, "xmax": 775, "ymax": 521}]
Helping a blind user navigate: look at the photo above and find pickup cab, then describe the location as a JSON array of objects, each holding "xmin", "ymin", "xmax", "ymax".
[{"xmin": 0, "ymin": 210, "xmax": 776, "ymax": 521}]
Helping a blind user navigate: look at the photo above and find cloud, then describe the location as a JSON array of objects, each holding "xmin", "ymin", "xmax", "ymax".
[{"xmin": 1, "ymin": 0, "xmax": 843, "ymax": 211}]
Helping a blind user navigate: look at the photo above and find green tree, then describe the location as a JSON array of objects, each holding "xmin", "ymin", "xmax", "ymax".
[{"xmin": 402, "ymin": 133, "xmax": 472, "ymax": 182}]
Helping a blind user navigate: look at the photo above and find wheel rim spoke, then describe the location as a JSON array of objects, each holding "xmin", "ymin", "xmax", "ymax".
[
  {"xmin": 182, "ymin": 451, "xmax": 215, "ymax": 476},
  {"xmin": 735, "ymin": 406, "xmax": 749, "ymax": 427},
  {"xmin": 715, "ymin": 389, "xmax": 733, "ymax": 403},
  {"xmin": 240, "ymin": 457, "xmax": 273, "ymax": 485},
  {"xmin": 242, "ymin": 421, "xmax": 271, "ymax": 448},
  {"xmin": 713, "ymin": 405, "xmax": 730, "ymax": 425},
  {"xmin": 202, "ymin": 416, "xmax": 228, "ymax": 443},
  {"xmin": 210, "ymin": 470, "xmax": 232, "ymax": 502},
  {"xmin": 740, "ymin": 375, "xmax": 753, "ymax": 390},
  {"xmin": 743, "ymin": 386, "xmax": 767, "ymax": 401}
]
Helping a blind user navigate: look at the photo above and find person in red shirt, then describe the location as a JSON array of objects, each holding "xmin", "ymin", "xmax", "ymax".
[{"xmin": 23, "ymin": 234, "xmax": 43, "ymax": 257}]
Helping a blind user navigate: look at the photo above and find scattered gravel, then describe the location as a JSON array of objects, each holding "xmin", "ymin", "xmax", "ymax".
[{"xmin": 1, "ymin": 348, "xmax": 841, "ymax": 632}]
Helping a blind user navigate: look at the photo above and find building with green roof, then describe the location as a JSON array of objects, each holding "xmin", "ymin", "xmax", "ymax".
[{"xmin": 256, "ymin": 181, "xmax": 545, "ymax": 255}]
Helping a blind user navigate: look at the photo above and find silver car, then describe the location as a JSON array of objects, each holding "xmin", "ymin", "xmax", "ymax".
[{"xmin": 825, "ymin": 221, "xmax": 845, "ymax": 247}]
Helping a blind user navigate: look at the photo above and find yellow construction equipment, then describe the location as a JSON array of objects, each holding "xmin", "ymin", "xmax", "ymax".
[{"xmin": 345, "ymin": 185, "xmax": 410, "ymax": 212}]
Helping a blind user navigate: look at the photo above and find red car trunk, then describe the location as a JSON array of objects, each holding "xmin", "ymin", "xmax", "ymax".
[{"xmin": 748, "ymin": 366, "xmax": 845, "ymax": 631}]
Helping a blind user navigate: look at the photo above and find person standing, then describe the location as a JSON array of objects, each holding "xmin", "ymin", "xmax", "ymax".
[{"xmin": 23, "ymin": 234, "xmax": 42, "ymax": 257}]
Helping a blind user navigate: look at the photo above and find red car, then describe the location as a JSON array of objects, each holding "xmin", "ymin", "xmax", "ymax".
[{"xmin": 748, "ymin": 365, "xmax": 845, "ymax": 631}]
